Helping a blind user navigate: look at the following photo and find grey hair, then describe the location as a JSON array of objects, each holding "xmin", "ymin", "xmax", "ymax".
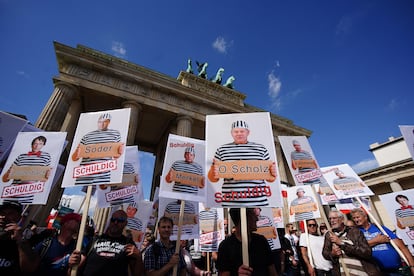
[
  {"xmin": 329, "ymin": 210, "xmax": 344, "ymax": 219},
  {"xmin": 350, "ymin": 208, "xmax": 366, "ymax": 217}
]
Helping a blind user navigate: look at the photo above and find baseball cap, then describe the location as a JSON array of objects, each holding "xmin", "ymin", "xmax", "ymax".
[
  {"xmin": 60, "ymin": 213, "xmax": 82, "ymax": 225},
  {"xmin": 0, "ymin": 201, "xmax": 23, "ymax": 214}
]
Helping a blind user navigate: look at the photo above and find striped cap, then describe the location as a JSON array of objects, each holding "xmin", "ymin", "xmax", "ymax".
[
  {"xmin": 231, "ymin": 120, "xmax": 249, "ymax": 129},
  {"xmin": 98, "ymin": 113, "xmax": 112, "ymax": 121},
  {"xmin": 185, "ymin": 147, "xmax": 195, "ymax": 154},
  {"xmin": 128, "ymin": 202, "xmax": 137, "ymax": 209}
]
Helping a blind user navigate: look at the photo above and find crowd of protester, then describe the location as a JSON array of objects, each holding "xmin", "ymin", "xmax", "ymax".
[{"xmin": 2, "ymin": 200, "xmax": 414, "ymax": 276}]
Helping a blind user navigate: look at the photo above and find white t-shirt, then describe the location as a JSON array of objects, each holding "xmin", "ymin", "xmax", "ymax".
[{"xmin": 299, "ymin": 233, "xmax": 333, "ymax": 271}]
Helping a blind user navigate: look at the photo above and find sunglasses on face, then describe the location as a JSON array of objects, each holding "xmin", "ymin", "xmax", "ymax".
[
  {"xmin": 110, "ymin": 217, "xmax": 126, "ymax": 223},
  {"xmin": 307, "ymin": 224, "xmax": 317, "ymax": 228}
]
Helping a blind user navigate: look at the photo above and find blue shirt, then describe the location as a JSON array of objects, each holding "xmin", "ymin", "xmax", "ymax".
[{"xmin": 358, "ymin": 223, "xmax": 401, "ymax": 269}]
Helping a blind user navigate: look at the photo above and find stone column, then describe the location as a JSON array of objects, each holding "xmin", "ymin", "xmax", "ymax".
[
  {"xmin": 122, "ymin": 101, "xmax": 142, "ymax": 145},
  {"xmin": 60, "ymin": 94, "xmax": 82, "ymax": 148},
  {"xmin": 275, "ymin": 142, "xmax": 288, "ymax": 183},
  {"xmin": 35, "ymin": 82, "xmax": 78, "ymax": 130},
  {"xmin": 176, "ymin": 115, "xmax": 193, "ymax": 137},
  {"xmin": 390, "ymin": 181, "xmax": 403, "ymax": 192}
]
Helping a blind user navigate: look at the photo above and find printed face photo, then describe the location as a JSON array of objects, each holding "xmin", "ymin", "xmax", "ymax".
[{"xmin": 231, "ymin": 128, "xmax": 250, "ymax": 144}]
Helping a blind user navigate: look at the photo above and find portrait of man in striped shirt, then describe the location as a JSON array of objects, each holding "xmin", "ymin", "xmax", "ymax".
[
  {"xmin": 165, "ymin": 146, "xmax": 204, "ymax": 194},
  {"xmin": 71, "ymin": 113, "xmax": 124, "ymax": 186},
  {"xmin": 208, "ymin": 120, "xmax": 277, "ymax": 207}
]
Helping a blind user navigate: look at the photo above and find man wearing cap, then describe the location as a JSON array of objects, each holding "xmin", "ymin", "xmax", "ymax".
[
  {"xmin": 79, "ymin": 209, "xmax": 143, "ymax": 275},
  {"xmin": 2, "ymin": 135, "xmax": 52, "ymax": 204},
  {"xmin": 34, "ymin": 212, "xmax": 82, "ymax": 276},
  {"xmin": 208, "ymin": 120, "xmax": 277, "ymax": 207},
  {"xmin": 72, "ymin": 112, "xmax": 124, "ymax": 186},
  {"xmin": 0, "ymin": 201, "xmax": 39, "ymax": 274},
  {"xmin": 166, "ymin": 146, "xmax": 204, "ymax": 194},
  {"xmin": 289, "ymin": 187, "xmax": 317, "ymax": 222}
]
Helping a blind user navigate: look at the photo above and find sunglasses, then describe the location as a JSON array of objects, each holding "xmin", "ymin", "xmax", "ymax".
[
  {"xmin": 307, "ymin": 224, "xmax": 317, "ymax": 227},
  {"xmin": 110, "ymin": 217, "xmax": 126, "ymax": 223}
]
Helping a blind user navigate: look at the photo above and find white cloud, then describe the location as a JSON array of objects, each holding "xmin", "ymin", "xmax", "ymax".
[
  {"xmin": 212, "ymin": 37, "xmax": 229, "ymax": 54},
  {"xmin": 351, "ymin": 158, "xmax": 379, "ymax": 174},
  {"xmin": 386, "ymin": 98, "xmax": 398, "ymax": 111},
  {"xmin": 16, "ymin": 71, "xmax": 30, "ymax": 78},
  {"xmin": 268, "ymin": 71, "xmax": 282, "ymax": 98},
  {"xmin": 335, "ymin": 11, "xmax": 364, "ymax": 38},
  {"xmin": 267, "ymin": 71, "xmax": 282, "ymax": 110},
  {"xmin": 111, "ymin": 41, "xmax": 127, "ymax": 58}
]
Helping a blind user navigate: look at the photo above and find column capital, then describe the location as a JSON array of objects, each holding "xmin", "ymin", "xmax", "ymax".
[
  {"xmin": 176, "ymin": 115, "xmax": 193, "ymax": 137},
  {"xmin": 54, "ymin": 81, "xmax": 79, "ymax": 95},
  {"xmin": 389, "ymin": 181, "xmax": 403, "ymax": 192},
  {"xmin": 123, "ymin": 100, "xmax": 142, "ymax": 111},
  {"xmin": 176, "ymin": 115, "xmax": 193, "ymax": 124}
]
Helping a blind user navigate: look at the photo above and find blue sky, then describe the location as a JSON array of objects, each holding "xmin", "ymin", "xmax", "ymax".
[{"xmin": 1, "ymin": 0, "xmax": 414, "ymax": 201}]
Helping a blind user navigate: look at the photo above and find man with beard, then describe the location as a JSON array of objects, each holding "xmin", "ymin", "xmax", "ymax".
[{"xmin": 322, "ymin": 210, "xmax": 378, "ymax": 276}]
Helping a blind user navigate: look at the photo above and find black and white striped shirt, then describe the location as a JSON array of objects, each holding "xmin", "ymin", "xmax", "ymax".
[
  {"xmin": 4, "ymin": 151, "xmax": 51, "ymax": 204},
  {"xmin": 214, "ymin": 141, "xmax": 271, "ymax": 207},
  {"xmin": 171, "ymin": 160, "xmax": 203, "ymax": 194},
  {"xmin": 75, "ymin": 129, "xmax": 121, "ymax": 186}
]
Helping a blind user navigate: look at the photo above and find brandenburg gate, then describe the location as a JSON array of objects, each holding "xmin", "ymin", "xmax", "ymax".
[{"xmin": 30, "ymin": 42, "xmax": 311, "ymax": 223}]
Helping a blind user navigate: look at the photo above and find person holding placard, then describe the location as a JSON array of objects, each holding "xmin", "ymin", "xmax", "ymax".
[
  {"xmin": 79, "ymin": 210, "xmax": 143, "ymax": 276},
  {"xmin": 322, "ymin": 210, "xmax": 379, "ymax": 276},
  {"xmin": 0, "ymin": 201, "xmax": 39, "ymax": 274},
  {"xmin": 208, "ymin": 120, "xmax": 277, "ymax": 207},
  {"xmin": 144, "ymin": 216, "xmax": 186, "ymax": 276},
  {"xmin": 351, "ymin": 207, "xmax": 414, "ymax": 276},
  {"xmin": 299, "ymin": 219, "xmax": 333, "ymax": 276},
  {"xmin": 216, "ymin": 208, "xmax": 277, "ymax": 276},
  {"xmin": 34, "ymin": 213, "xmax": 82, "ymax": 276}
]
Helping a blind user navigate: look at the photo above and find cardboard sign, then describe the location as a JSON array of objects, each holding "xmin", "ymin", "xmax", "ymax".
[
  {"xmin": 334, "ymin": 182, "xmax": 363, "ymax": 190},
  {"xmin": 164, "ymin": 211, "xmax": 197, "ymax": 225},
  {"xmin": 398, "ymin": 217, "xmax": 414, "ymax": 228},
  {"xmin": 292, "ymin": 159, "xmax": 317, "ymax": 169},
  {"xmin": 255, "ymin": 226, "xmax": 277, "ymax": 239},
  {"xmin": 200, "ymin": 220, "xmax": 220, "ymax": 233},
  {"xmin": 215, "ymin": 160, "xmax": 274, "ymax": 180},
  {"xmin": 170, "ymin": 169, "xmax": 204, "ymax": 188},
  {"xmin": 291, "ymin": 202, "xmax": 317, "ymax": 214},
  {"xmin": 9, "ymin": 165, "xmax": 50, "ymax": 182},
  {"xmin": 78, "ymin": 142, "xmax": 123, "ymax": 159},
  {"xmin": 121, "ymin": 173, "xmax": 138, "ymax": 186}
]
